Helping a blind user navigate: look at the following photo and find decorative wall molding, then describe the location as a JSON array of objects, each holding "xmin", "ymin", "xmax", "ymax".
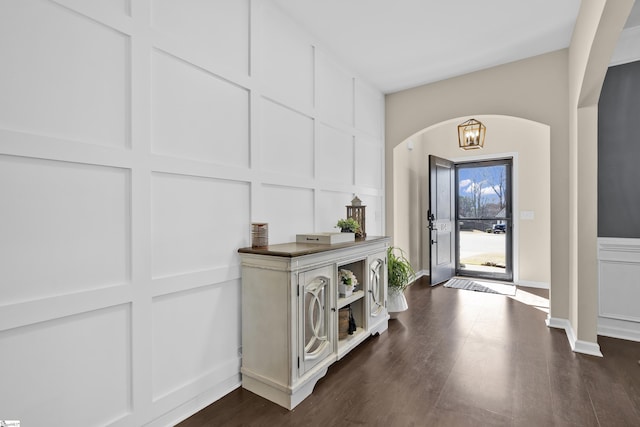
[
  {"xmin": 597, "ymin": 237, "xmax": 640, "ymax": 342},
  {"xmin": 599, "ymin": 237, "xmax": 640, "ymax": 253},
  {"xmin": 598, "ymin": 317, "xmax": 640, "ymax": 343},
  {"xmin": 0, "ymin": 0, "xmax": 385, "ymax": 425}
]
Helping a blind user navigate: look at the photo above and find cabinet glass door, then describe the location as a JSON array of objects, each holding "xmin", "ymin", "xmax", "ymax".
[
  {"xmin": 368, "ymin": 253, "xmax": 386, "ymax": 319},
  {"xmin": 299, "ymin": 266, "xmax": 334, "ymax": 375}
]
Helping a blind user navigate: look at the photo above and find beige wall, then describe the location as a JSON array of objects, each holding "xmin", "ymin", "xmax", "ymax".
[
  {"xmin": 568, "ymin": 0, "xmax": 635, "ymax": 343},
  {"xmin": 386, "ymin": 49, "xmax": 570, "ymax": 316},
  {"xmin": 392, "ymin": 136, "xmax": 422, "ymax": 269},
  {"xmin": 393, "ymin": 115, "xmax": 550, "ymax": 286},
  {"xmin": 386, "ymin": 0, "xmax": 635, "ymax": 352}
]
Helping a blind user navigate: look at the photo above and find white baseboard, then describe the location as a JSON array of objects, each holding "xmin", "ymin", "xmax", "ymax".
[
  {"xmin": 148, "ymin": 374, "xmax": 241, "ymax": 427},
  {"xmin": 545, "ymin": 316, "xmax": 567, "ymax": 330},
  {"xmin": 598, "ymin": 317, "xmax": 640, "ymax": 342},
  {"xmin": 546, "ymin": 316, "xmax": 603, "ymax": 357},
  {"xmin": 597, "ymin": 237, "xmax": 640, "ymax": 344},
  {"xmin": 516, "ymin": 280, "xmax": 549, "ymax": 289},
  {"xmin": 415, "ymin": 269, "xmax": 429, "ymax": 280},
  {"xmin": 573, "ymin": 339, "xmax": 604, "ymax": 357}
]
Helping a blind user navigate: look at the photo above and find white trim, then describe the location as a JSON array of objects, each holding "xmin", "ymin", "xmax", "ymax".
[
  {"xmin": 546, "ymin": 315, "xmax": 569, "ymax": 330},
  {"xmin": 574, "ymin": 340, "xmax": 604, "ymax": 357},
  {"xmin": 516, "ymin": 280, "xmax": 549, "ymax": 289},
  {"xmin": 598, "ymin": 320, "xmax": 640, "ymax": 342},
  {"xmin": 415, "ymin": 269, "xmax": 429, "ymax": 280},
  {"xmin": 546, "ymin": 316, "xmax": 603, "ymax": 357},
  {"xmin": 148, "ymin": 375, "xmax": 240, "ymax": 427},
  {"xmin": 598, "ymin": 237, "xmax": 640, "ymax": 257},
  {"xmin": 406, "ymin": 270, "xmax": 428, "ymax": 288},
  {"xmin": 597, "ymin": 238, "xmax": 640, "ymax": 341}
]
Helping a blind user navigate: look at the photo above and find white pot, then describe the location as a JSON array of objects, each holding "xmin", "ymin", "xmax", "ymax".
[
  {"xmin": 387, "ymin": 289, "xmax": 408, "ymax": 318},
  {"xmin": 338, "ymin": 283, "xmax": 353, "ymax": 297}
]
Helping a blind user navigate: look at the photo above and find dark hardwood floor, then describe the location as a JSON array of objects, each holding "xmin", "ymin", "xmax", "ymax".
[{"xmin": 177, "ymin": 277, "xmax": 640, "ymax": 426}]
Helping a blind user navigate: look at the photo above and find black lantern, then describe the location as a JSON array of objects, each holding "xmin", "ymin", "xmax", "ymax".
[
  {"xmin": 458, "ymin": 118, "xmax": 486, "ymax": 150},
  {"xmin": 347, "ymin": 195, "xmax": 366, "ymax": 238}
]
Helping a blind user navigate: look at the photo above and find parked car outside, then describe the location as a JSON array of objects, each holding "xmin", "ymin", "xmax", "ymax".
[{"xmin": 492, "ymin": 223, "xmax": 506, "ymax": 234}]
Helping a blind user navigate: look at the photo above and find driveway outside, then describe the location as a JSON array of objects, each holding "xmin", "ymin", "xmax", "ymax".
[{"xmin": 459, "ymin": 230, "xmax": 505, "ymax": 273}]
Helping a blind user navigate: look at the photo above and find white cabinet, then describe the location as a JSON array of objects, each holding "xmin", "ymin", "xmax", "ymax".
[
  {"xmin": 368, "ymin": 251, "xmax": 388, "ymax": 332},
  {"xmin": 238, "ymin": 236, "xmax": 390, "ymax": 409},
  {"xmin": 298, "ymin": 266, "xmax": 334, "ymax": 375}
]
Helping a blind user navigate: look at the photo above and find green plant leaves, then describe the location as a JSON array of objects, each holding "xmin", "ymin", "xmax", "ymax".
[{"xmin": 387, "ymin": 246, "xmax": 416, "ymax": 292}]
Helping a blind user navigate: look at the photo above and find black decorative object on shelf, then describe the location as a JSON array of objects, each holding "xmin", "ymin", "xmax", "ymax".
[{"xmin": 348, "ymin": 305, "xmax": 357, "ymax": 335}]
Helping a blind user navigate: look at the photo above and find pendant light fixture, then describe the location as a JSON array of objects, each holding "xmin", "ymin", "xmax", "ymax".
[{"xmin": 458, "ymin": 118, "xmax": 486, "ymax": 150}]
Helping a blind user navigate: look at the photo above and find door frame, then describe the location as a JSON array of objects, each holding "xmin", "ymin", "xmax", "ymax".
[
  {"xmin": 446, "ymin": 151, "xmax": 519, "ymax": 283},
  {"xmin": 454, "ymin": 157, "xmax": 514, "ymax": 282}
]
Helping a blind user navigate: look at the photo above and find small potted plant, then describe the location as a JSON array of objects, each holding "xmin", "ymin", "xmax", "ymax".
[
  {"xmin": 387, "ymin": 246, "xmax": 415, "ymax": 317},
  {"xmin": 338, "ymin": 269, "xmax": 358, "ymax": 297},
  {"xmin": 336, "ymin": 218, "xmax": 361, "ymax": 237}
]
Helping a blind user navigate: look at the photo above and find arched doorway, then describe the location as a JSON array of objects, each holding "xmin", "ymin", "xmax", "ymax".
[{"xmin": 392, "ymin": 115, "xmax": 551, "ymax": 289}]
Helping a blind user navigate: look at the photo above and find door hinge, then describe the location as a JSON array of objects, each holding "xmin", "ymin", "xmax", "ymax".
[
  {"xmin": 297, "ymin": 284, "xmax": 300, "ymax": 297},
  {"xmin": 297, "ymin": 357, "xmax": 300, "ymax": 369}
]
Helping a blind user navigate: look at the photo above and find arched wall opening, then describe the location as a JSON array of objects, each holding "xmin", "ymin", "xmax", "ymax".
[
  {"xmin": 393, "ymin": 115, "xmax": 551, "ymax": 288},
  {"xmin": 386, "ymin": 0, "xmax": 634, "ymax": 355}
]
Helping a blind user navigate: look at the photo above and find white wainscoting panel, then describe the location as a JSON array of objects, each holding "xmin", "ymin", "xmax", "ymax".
[
  {"xmin": 54, "ymin": 0, "xmax": 131, "ymax": 17},
  {"xmin": 260, "ymin": 99, "xmax": 314, "ymax": 178},
  {"xmin": 259, "ymin": 2, "xmax": 314, "ymax": 111},
  {"xmin": 261, "ymin": 184, "xmax": 315, "ymax": 244},
  {"xmin": 356, "ymin": 136, "xmax": 383, "ymax": 189},
  {"xmin": 316, "ymin": 49, "xmax": 355, "ymax": 126},
  {"xmin": 0, "ymin": 0, "xmax": 129, "ymax": 148},
  {"xmin": 151, "ymin": 173, "xmax": 250, "ymax": 279},
  {"xmin": 598, "ymin": 237, "xmax": 640, "ymax": 341},
  {"xmin": 0, "ymin": 0, "xmax": 385, "ymax": 425},
  {"xmin": 355, "ymin": 79, "xmax": 384, "ymax": 138},
  {"xmin": 0, "ymin": 304, "xmax": 132, "ymax": 426},
  {"xmin": 151, "ymin": 0, "xmax": 250, "ymax": 77},
  {"xmin": 0, "ymin": 155, "xmax": 130, "ymax": 305},
  {"xmin": 151, "ymin": 50, "xmax": 250, "ymax": 167},
  {"xmin": 151, "ymin": 281, "xmax": 241, "ymax": 401},
  {"xmin": 316, "ymin": 123, "xmax": 354, "ymax": 184}
]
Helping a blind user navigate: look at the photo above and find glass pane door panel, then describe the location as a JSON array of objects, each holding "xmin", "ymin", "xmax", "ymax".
[
  {"xmin": 458, "ymin": 221, "xmax": 508, "ymax": 276},
  {"xmin": 456, "ymin": 160, "xmax": 512, "ymax": 281}
]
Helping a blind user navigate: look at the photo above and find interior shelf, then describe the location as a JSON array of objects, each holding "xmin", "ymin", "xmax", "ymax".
[
  {"xmin": 337, "ymin": 289, "xmax": 365, "ymax": 309},
  {"xmin": 337, "ymin": 327, "xmax": 367, "ymax": 357}
]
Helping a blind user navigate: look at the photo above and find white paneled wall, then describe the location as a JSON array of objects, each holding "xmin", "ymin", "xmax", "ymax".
[
  {"xmin": 0, "ymin": 0, "xmax": 384, "ymax": 425},
  {"xmin": 598, "ymin": 238, "xmax": 640, "ymax": 342},
  {"xmin": 150, "ymin": 50, "xmax": 250, "ymax": 167},
  {"xmin": 317, "ymin": 124, "xmax": 354, "ymax": 184}
]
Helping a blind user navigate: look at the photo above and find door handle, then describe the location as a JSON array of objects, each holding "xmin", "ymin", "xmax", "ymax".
[{"xmin": 428, "ymin": 215, "xmax": 436, "ymax": 231}]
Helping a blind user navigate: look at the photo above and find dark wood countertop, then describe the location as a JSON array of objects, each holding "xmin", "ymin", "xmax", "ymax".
[{"xmin": 238, "ymin": 236, "xmax": 389, "ymax": 258}]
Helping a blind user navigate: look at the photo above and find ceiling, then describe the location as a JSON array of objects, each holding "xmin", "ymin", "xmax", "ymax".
[{"xmin": 273, "ymin": 0, "xmax": 638, "ymax": 94}]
